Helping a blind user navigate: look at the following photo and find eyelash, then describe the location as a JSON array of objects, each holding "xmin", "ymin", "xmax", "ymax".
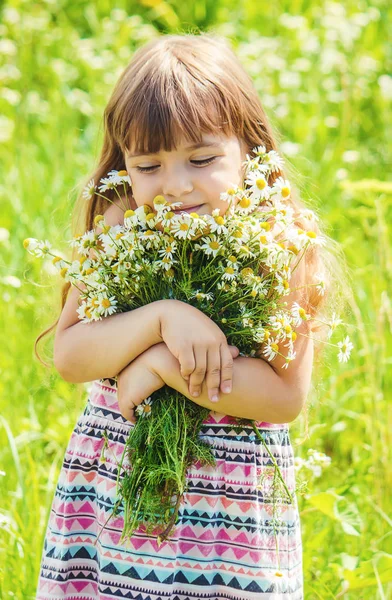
[{"xmin": 135, "ymin": 156, "xmax": 217, "ymax": 173}]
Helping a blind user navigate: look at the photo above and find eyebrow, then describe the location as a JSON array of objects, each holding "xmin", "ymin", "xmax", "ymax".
[{"xmin": 128, "ymin": 142, "xmax": 223, "ymax": 158}]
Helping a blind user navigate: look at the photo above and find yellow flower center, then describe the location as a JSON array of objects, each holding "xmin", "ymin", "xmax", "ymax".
[
  {"xmin": 281, "ymin": 186, "xmax": 290, "ymax": 197},
  {"xmin": 228, "ymin": 255, "xmax": 237, "ymax": 263},
  {"xmin": 60, "ymin": 267, "xmax": 68, "ymax": 278},
  {"xmin": 180, "ymin": 223, "xmax": 189, "ymax": 231},
  {"xmin": 94, "ymin": 215, "xmax": 104, "ymax": 225},
  {"xmin": 118, "ymin": 170, "xmax": 128, "ymax": 176},
  {"xmin": 239, "ymin": 197, "xmax": 251, "ymax": 208},
  {"xmin": 164, "ymin": 211, "xmax": 175, "ymax": 220},
  {"xmin": 215, "ymin": 216, "xmax": 225, "ymax": 225},
  {"xmin": 124, "ymin": 209, "xmax": 135, "ymax": 218},
  {"xmin": 52, "ymin": 256, "xmax": 62, "ymax": 264},
  {"xmin": 101, "ymin": 298, "xmax": 111, "ymax": 309},
  {"xmin": 250, "ymin": 289, "xmax": 257, "ymax": 297},
  {"xmin": 210, "ymin": 241, "xmax": 219, "ymax": 250},
  {"xmin": 271, "ymin": 343, "xmax": 279, "ymax": 352},
  {"xmin": 306, "ymin": 230, "xmax": 317, "ymax": 238},
  {"xmin": 153, "ymin": 195, "xmax": 166, "ymax": 204},
  {"xmin": 260, "ymin": 221, "xmax": 271, "ymax": 231},
  {"xmin": 259, "ymin": 235, "xmax": 267, "ymax": 244},
  {"xmin": 225, "ymin": 266, "xmax": 235, "ymax": 275},
  {"xmin": 256, "ymin": 178, "xmax": 267, "ymax": 190}
]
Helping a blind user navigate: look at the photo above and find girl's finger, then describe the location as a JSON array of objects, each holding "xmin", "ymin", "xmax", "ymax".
[
  {"xmin": 220, "ymin": 344, "xmax": 234, "ymax": 394},
  {"xmin": 205, "ymin": 346, "xmax": 221, "ymax": 403},
  {"xmin": 188, "ymin": 345, "xmax": 207, "ymax": 398}
]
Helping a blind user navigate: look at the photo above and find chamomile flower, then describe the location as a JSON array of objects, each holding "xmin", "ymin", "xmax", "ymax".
[
  {"xmin": 291, "ymin": 301, "xmax": 311, "ymax": 326},
  {"xmin": 327, "ymin": 311, "xmax": 343, "ymax": 338},
  {"xmin": 281, "ymin": 348, "xmax": 297, "ymax": 369},
  {"xmin": 98, "ymin": 175, "xmax": 121, "ymax": 193},
  {"xmin": 271, "ymin": 176, "xmax": 291, "ymax": 201},
  {"xmin": 23, "ymin": 238, "xmax": 40, "ymax": 255},
  {"xmin": 191, "ymin": 290, "xmax": 214, "ymax": 302},
  {"xmin": 244, "ymin": 170, "xmax": 271, "ymax": 202},
  {"xmin": 170, "ymin": 214, "xmax": 193, "ymax": 240},
  {"xmin": 314, "ymin": 272, "xmax": 327, "ymax": 296},
  {"xmin": 31, "ymin": 239, "xmax": 52, "ymax": 257},
  {"xmin": 135, "ymin": 397, "xmax": 153, "ymax": 418},
  {"xmin": 209, "ymin": 209, "xmax": 228, "ymax": 235},
  {"xmin": 158, "ymin": 241, "xmax": 178, "ymax": 261},
  {"xmin": 96, "ymin": 293, "xmax": 118, "ymax": 317},
  {"xmin": 264, "ymin": 150, "xmax": 285, "ymax": 173},
  {"xmin": 337, "ymin": 336, "xmax": 354, "ymax": 363},
  {"xmin": 82, "ymin": 178, "xmax": 96, "ymax": 200},
  {"xmin": 107, "ymin": 169, "xmax": 132, "ymax": 186},
  {"xmin": 262, "ymin": 339, "xmax": 280, "ymax": 361},
  {"xmin": 196, "ymin": 234, "xmax": 222, "ymax": 257},
  {"xmin": 220, "ymin": 184, "xmax": 242, "ymax": 205},
  {"xmin": 76, "ymin": 300, "xmax": 100, "ymax": 323}
]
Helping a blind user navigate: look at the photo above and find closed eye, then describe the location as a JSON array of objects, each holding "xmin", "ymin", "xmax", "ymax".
[{"xmin": 135, "ymin": 156, "xmax": 217, "ymax": 173}]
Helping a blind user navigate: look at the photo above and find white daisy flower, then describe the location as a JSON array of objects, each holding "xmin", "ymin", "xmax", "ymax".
[
  {"xmin": 107, "ymin": 169, "xmax": 132, "ymax": 186},
  {"xmin": 98, "ymin": 175, "xmax": 121, "ymax": 193},
  {"xmin": 156, "ymin": 256, "xmax": 177, "ymax": 271},
  {"xmin": 271, "ymin": 176, "xmax": 291, "ymax": 201},
  {"xmin": 33, "ymin": 240, "xmax": 53, "ymax": 258},
  {"xmin": 170, "ymin": 214, "xmax": 193, "ymax": 240},
  {"xmin": 262, "ymin": 339, "xmax": 280, "ymax": 361},
  {"xmin": 96, "ymin": 293, "xmax": 118, "ymax": 317},
  {"xmin": 291, "ymin": 301, "xmax": 312, "ymax": 326},
  {"xmin": 327, "ymin": 311, "xmax": 343, "ymax": 339},
  {"xmin": 190, "ymin": 290, "xmax": 214, "ymax": 302},
  {"xmin": 337, "ymin": 336, "xmax": 354, "ymax": 363},
  {"xmin": 23, "ymin": 238, "xmax": 40, "ymax": 255},
  {"xmin": 264, "ymin": 150, "xmax": 285, "ymax": 173},
  {"xmin": 158, "ymin": 241, "xmax": 177, "ymax": 261},
  {"xmin": 82, "ymin": 178, "xmax": 96, "ymax": 200},
  {"xmin": 220, "ymin": 184, "xmax": 242, "ymax": 205},
  {"xmin": 135, "ymin": 397, "xmax": 153, "ymax": 418},
  {"xmin": 222, "ymin": 265, "xmax": 238, "ymax": 281},
  {"xmin": 314, "ymin": 272, "xmax": 327, "ymax": 296},
  {"xmin": 195, "ymin": 235, "xmax": 222, "ymax": 257},
  {"xmin": 281, "ymin": 348, "xmax": 297, "ymax": 369},
  {"xmin": 244, "ymin": 171, "xmax": 271, "ymax": 201},
  {"xmin": 209, "ymin": 211, "xmax": 228, "ymax": 235}
]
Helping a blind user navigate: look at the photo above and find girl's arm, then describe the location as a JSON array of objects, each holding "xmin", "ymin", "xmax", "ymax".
[
  {"xmin": 118, "ymin": 342, "xmax": 312, "ymax": 424},
  {"xmin": 54, "ymin": 299, "xmax": 168, "ymax": 383}
]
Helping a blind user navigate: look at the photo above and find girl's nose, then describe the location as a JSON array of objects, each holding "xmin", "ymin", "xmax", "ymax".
[{"xmin": 162, "ymin": 171, "xmax": 193, "ymax": 198}]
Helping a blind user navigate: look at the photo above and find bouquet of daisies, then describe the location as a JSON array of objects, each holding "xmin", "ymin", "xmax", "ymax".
[{"xmin": 24, "ymin": 146, "xmax": 353, "ymax": 546}]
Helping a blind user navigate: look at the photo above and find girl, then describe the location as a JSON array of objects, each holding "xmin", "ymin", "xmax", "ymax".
[{"xmin": 35, "ymin": 32, "xmax": 338, "ymax": 600}]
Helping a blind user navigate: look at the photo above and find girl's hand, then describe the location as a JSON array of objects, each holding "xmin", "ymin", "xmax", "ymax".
[
  {"xmin": 117, "ymin": 351, "xmax": 165, "ymax": 424},
  {"xmin": 159, "ymin": 299, "xmax": 239, "ymax": 403}
]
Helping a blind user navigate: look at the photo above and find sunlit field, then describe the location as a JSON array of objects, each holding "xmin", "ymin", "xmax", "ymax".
[{"xmin": 1, "ymin": 1, "xmax": 391, "ymax": 598}]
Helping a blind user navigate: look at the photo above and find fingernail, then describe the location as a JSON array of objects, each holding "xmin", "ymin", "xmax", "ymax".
[
  {"xmin": 211, "ymin": 394, "xmax": 219, "ymax": 402},
  {"xmin": 192, "ymin": 391, "xmax": 200, "ymax": 397},
  {"xmin": 222, "ymin": 384, "xmax": 231, "ymax": 393}
]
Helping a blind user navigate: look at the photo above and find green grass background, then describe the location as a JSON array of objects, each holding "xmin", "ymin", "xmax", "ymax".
[{"xmin": 1, "ymin": 0, "xmax": 391, "ymax": 598}]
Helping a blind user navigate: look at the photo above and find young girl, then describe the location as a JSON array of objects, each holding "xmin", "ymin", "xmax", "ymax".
[{"xmin": 35, "ymin": 32, "xmax": 334, "ymax": 600}]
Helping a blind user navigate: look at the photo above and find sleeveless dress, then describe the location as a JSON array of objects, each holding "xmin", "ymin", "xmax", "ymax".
[{"xmin": 36, "ymin": 378, "xmax": 304, "ymax": 600}]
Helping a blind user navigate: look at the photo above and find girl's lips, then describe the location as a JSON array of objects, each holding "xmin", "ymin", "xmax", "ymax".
[{"xmin": 173, "ymin": 204, "xmax": 203, "ymax": 213}]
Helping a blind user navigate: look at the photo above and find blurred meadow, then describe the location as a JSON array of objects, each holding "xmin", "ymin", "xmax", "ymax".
[{"xmin": 1, "ymin": 0, "xmax": 392, "ymax": 598}]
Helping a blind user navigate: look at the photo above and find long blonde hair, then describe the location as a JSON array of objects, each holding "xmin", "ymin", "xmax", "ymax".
[{"xmin": 35, "ymin": 31, "xmax": 355, "ymax": 372}]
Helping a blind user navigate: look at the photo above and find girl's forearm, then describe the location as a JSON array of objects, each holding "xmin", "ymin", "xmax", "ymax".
[
  {"xmin": 149, "ymin": 343, "xmax": 304, "ymax": 424},
  {"xmin": 54, "ymin": 300, "xmax": 168, "ymax": 383}
]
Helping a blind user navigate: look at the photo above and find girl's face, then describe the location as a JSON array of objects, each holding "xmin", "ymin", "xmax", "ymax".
[{"xmin": 124, "ymin": 132, "xmax": 248, "ymax": 216}]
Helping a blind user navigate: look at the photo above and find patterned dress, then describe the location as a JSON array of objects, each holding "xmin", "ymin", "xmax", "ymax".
[{"xmin": 36, "ymin": 378, "xmax": 303, "ymax": 599}]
